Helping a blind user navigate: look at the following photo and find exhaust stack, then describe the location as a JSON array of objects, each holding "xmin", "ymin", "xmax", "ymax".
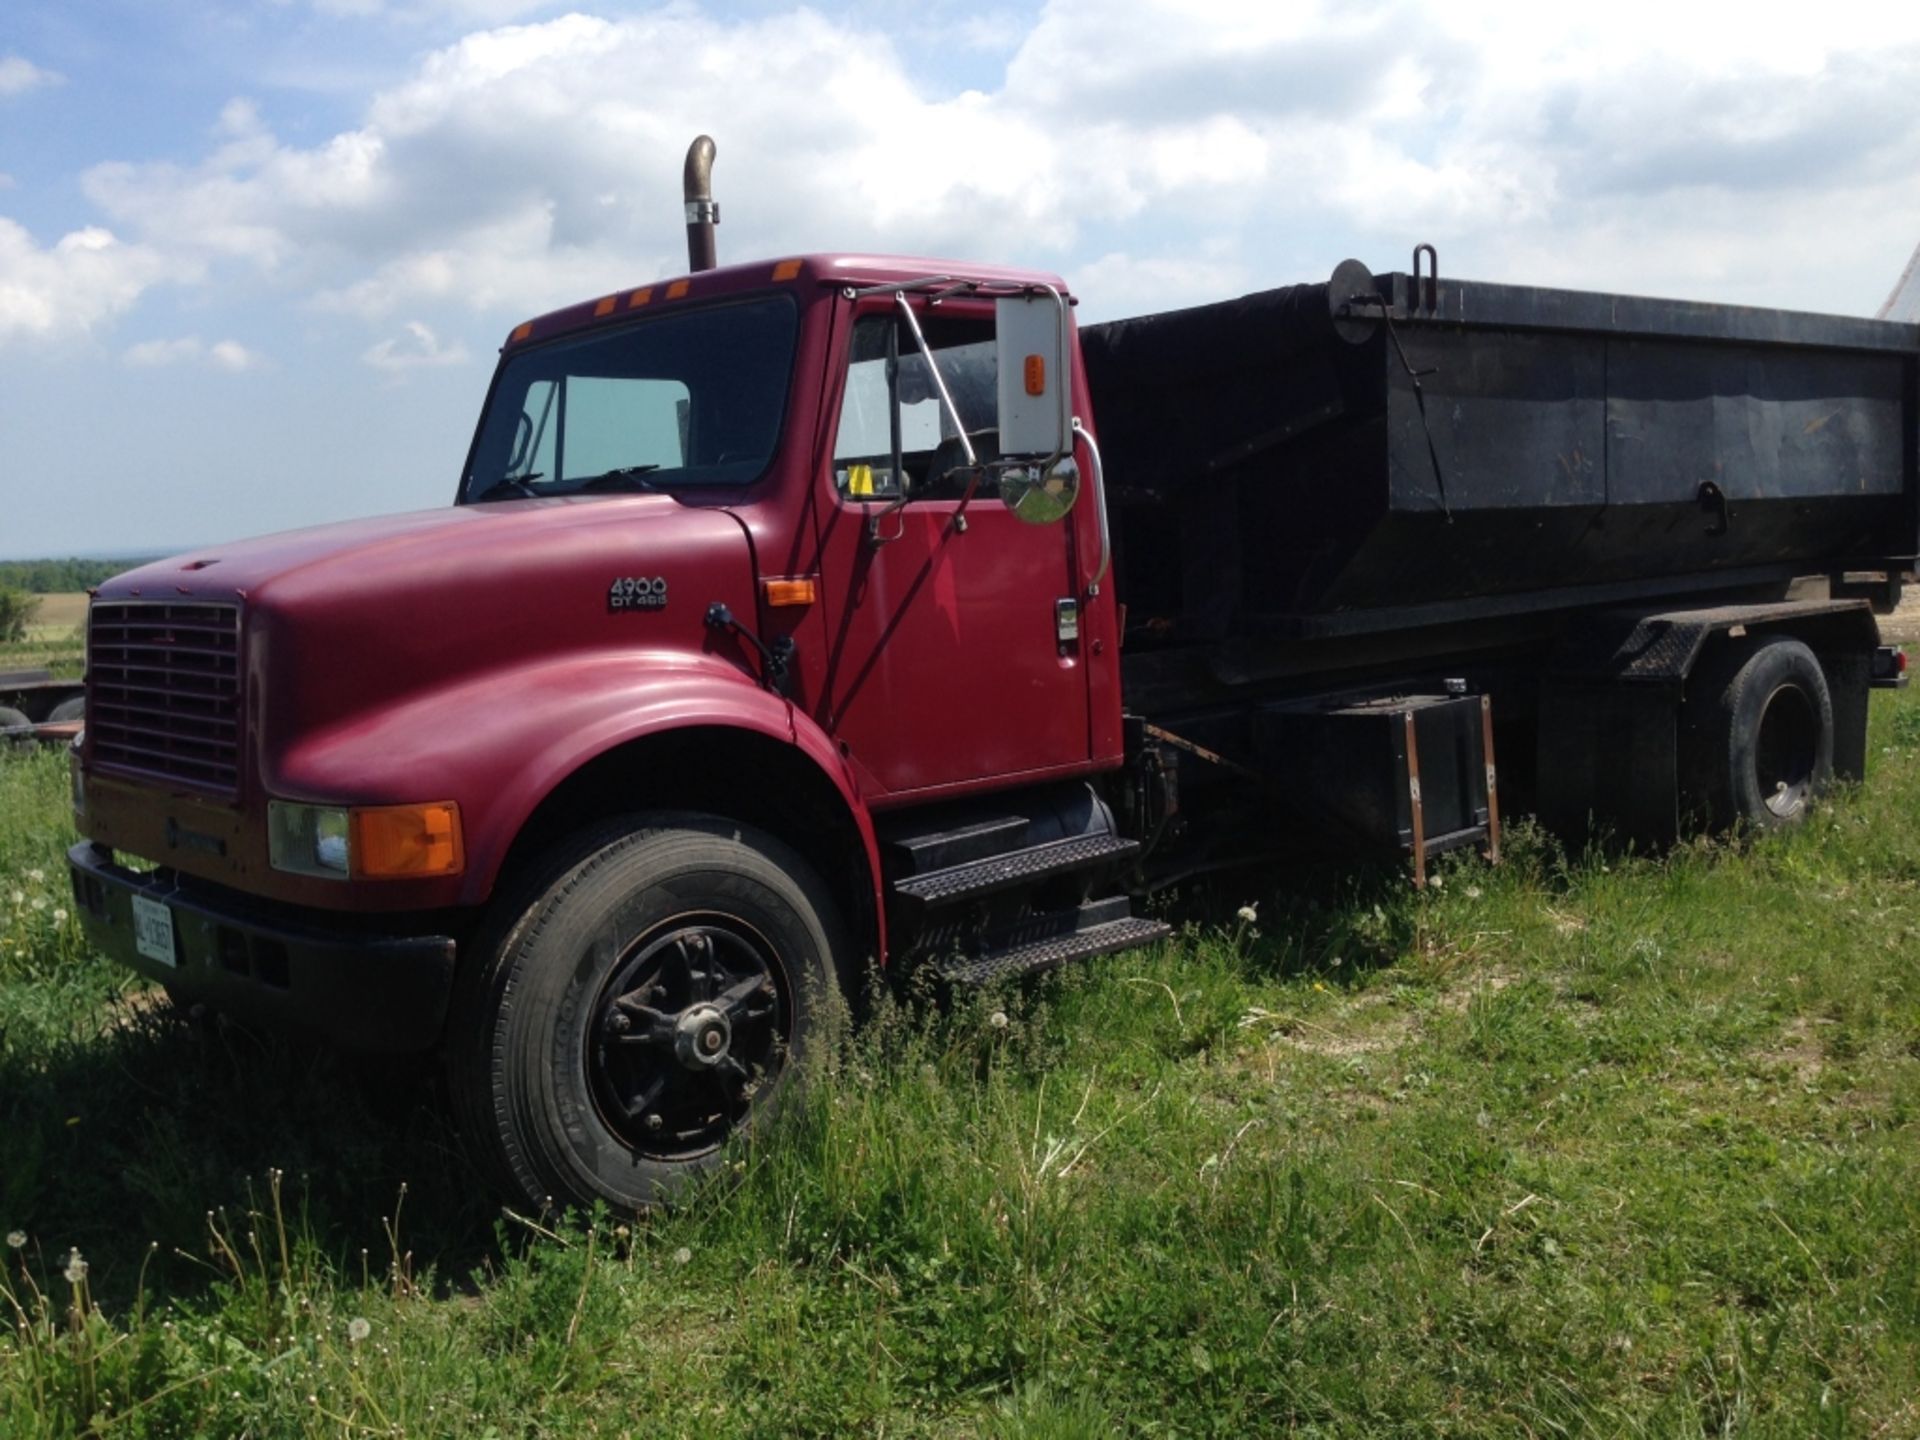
[{"xmin": 683, "ymin": 135, "xmax": 719, "ymax": 273}]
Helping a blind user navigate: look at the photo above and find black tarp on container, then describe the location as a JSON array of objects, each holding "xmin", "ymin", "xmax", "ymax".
[{"xmin": 1080, "ymin": 267, "xmax": 1918, "ymax": 642}]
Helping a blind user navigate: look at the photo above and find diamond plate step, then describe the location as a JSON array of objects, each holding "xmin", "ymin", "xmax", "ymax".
[
  {"xmin": 893, "ymin": 834, "xmax": 1139, "ymax": 906},
  {"xmin": 935, "ymin": 916, "xmax": 1171, "ymax": 986}
]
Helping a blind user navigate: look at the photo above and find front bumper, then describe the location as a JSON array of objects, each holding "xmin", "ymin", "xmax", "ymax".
[{"xmin": 68, "ymin": 841, "xmax": 458, "ymax": 1053}]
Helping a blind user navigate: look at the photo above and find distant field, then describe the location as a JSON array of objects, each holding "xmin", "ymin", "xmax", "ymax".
[
  {"xmin": 6, "ymin": 594, "xmax": 87, "ymax": 678},
  {"xmin": 27, "ymin": 593, "xmax": 89, "ymax": 635}
]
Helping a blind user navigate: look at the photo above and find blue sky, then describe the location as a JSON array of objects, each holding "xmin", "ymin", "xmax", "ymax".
[{"xmin": 4, "ymin": 0, "xmax": 1920, "ymax": 559}]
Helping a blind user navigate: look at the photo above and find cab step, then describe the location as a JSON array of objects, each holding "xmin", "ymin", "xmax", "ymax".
[
  {"xmin": 934, "ymin": 899, "xmax": 1171, "ymax": 986},
  {"xmin": 894, "ymin": 833, "xmax": 1140, "ymax": 907}
]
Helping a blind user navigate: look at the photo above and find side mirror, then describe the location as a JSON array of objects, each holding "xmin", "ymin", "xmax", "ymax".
[
  {"xmin": 995, "ymin": 292, "xmax": 1070, "ymax": 460},
  {"xmin": 998, "ymin": 456, "xmax": 1080, "ymax": 525}
]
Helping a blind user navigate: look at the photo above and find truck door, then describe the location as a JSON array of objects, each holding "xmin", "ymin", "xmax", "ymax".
[{"xmin": 811, "ymin": 296, "xmax": 1092, "ymax": 799}]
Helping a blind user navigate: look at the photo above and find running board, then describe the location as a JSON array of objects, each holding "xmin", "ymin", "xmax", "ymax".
[
  {"xmin": 935, "ymin": 912, "xmax": 1171, "ymax": 986},
  {"xmin": 894, "ymin": 834, "xmax": 1140, "ymax": 907}
]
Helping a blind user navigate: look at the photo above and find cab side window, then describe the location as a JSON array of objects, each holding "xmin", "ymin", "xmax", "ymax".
[{"xmin": 832, "ymin": 311, "xmax": 999, "ymax": 502}]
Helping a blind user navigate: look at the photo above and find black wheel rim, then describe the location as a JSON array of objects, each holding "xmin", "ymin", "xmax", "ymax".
[
  {"xmin": 587, "ymin": 912, "xmax": 790, "ymax": 1160},
  {"xmin": 1754, "ymin": 683, "xmax": 1818, "ymax": 819}
]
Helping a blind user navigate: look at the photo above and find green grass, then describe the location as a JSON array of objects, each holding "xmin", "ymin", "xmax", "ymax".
[{"xmin": 3, "ymin": 695, "xmax": 1918, "ymax": 1437}]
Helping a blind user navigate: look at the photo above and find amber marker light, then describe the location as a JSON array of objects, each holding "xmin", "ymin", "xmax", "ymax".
[
  {"xmin": 627, "ymin": 287, "xmax": 654, "ymax": 308},
  {"xmin": 762, "ymin": 577, "xmax": 818, "ymax": 607},
  {"xmin": 593, "ymin": 295, "xmax": 618, "ymax": 317},
  {"xmin": 510, "ymin": 322, "xmax": 533, "ymax": 343},
  {"xmin": 771, "ymin": 259, "xmax": 803, "ymax": 281},
  {"xmin": 1024, "ymin": 354, "xmax": 1046, "ymax": 396},
  {"xmin": 666, "ymin": 279, "xmax": 691, "ymax": 299},
  {"xmin": 350, "ymin": 802, "xmax": 465, "ymax": 879}
]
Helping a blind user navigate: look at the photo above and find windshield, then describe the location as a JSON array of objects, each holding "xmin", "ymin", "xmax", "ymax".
[{"xmin": 461, "ymin": 294, "xmax": 798, "ymax": 501}]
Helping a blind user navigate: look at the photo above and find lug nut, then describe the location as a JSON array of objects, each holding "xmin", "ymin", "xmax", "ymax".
[{"xmin": 644, "ymin": 1113, "xmax": 663, "ymax": 1131}]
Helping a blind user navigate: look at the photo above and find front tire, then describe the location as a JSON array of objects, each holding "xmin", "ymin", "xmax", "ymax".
[{"xmin": 451, "ymin": 813, "xmax": 846, "ymax": 1212}]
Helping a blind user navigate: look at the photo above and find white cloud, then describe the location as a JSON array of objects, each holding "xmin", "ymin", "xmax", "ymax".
[
  {"xmin": 0, "ymin": 221, "xmax": 176, "ymax": 341},
  {"xmin": 123, "ymin": 336, "xmax": 264, "ymax": 370},
  {"xmin": 31, "ymin": 0, "xmax": 1920, "ymax": 348},
  {"xmin": 0, "ymin": 56, "xmax": 64, "ymax": 98},
  {"xmin": 362, "ymin": 320, "xmax": 469, "ymax": 370}
]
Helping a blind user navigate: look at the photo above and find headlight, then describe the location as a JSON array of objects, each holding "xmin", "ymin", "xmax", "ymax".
[
  {"xmin": 268, "ymin": 800, "xmax": 464, "ymax": 880},
  {"xmin": 268, "ymin": 802, "xmax": 351, "ymax": 877}
]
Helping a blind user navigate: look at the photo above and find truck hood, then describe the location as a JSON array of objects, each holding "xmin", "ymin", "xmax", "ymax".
[
  {"xmin": 100, "ymin": 496, "xmax": 721, "ymax": 603},
  {"xmin": 95, "ymin": 494, "xmax": 762, "ymax": 784}
]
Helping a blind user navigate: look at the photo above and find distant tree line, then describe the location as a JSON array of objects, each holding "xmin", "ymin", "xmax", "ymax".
[{"xmin": 0, "ymin": 558, "xmax": 158, "ymax": 592}]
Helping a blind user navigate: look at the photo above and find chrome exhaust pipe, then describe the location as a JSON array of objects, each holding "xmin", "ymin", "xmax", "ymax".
[{"xmin": 683, "ymin": 135, "xmax": 718, "ymax": 273}]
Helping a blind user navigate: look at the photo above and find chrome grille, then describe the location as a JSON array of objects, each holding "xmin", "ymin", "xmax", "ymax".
[{"xmin": 87, "ymin": 601, "xmax": 242, "ymax": 793}]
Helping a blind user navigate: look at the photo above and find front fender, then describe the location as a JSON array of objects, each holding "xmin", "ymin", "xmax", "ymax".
[{"xmin": 271, "ymin": 650, "xmax": 882, "ymax": 928}]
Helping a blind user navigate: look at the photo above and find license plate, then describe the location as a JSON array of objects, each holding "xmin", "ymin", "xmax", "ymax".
[{"xmin": 131, "ymin": 894, "xmax": 178, "ymax": 967}]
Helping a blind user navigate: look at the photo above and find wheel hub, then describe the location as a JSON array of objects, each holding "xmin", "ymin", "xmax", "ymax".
[
  {"xmin": 674, "ymin": 1003, "xmax": 732, "ymax": 1069},
  {"xmin": 586, "ymin": 915, "xmax": 788, "ymax": 1160}
]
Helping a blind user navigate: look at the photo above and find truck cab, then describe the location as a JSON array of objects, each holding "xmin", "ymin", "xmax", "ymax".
[{"xmin": 67, "ymin": 252, "xmax": 1151, "ymax": 1210}]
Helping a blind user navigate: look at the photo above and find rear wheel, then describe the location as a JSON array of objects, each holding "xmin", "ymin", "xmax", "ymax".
[
  {"xmin": 1685, "ymin": 637, "xmax": 1833, "ymax": 830},
  {"xmin": 48, "ymin": 696, "xmax": 86, "ymax": 723},
  {"xmin": 450, "ymin": 813, "xmax": 845, "ymax": 1212}
]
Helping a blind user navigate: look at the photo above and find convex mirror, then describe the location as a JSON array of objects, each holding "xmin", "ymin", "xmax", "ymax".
[{"xmin": 998, "ymin": 456, "xmax": 1080, "ymax": 525}]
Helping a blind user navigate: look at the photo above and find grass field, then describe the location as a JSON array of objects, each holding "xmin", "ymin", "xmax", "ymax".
[{"xmin": 2, "ymin": 680, "xmax": 1917, "ymax": 1435}]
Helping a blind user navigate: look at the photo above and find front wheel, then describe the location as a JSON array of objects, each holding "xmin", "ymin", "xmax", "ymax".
[{"xmin": 450, "ymin": 813, "xmax": 847, "ymax": 1212}]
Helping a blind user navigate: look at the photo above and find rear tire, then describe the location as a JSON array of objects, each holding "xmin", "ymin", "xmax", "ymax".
[
  {"xmin": 48, "ymin": 696, "xmax": 86, "ymax": 723},
  {"xmin": 449, "ymin": 813, "xmax": 846, "ymax": 1213},
  {"xmin": 1685, "ymin": 637, "xmax": 1833, "ymax": 830}
]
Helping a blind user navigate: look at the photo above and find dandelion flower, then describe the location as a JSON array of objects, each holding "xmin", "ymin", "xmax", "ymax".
[
  {"xmin": 52, "ymin": 908, "xmax": 67, "ymax": 925},
  {"xmin": 1236, "ymin": 904, "xmax": 1258, "ymax": 923},
  {"xmin": 26, "ymin": 869, "xmax": 44, "ymax": 884},
  {"xmin": 31, "ymin": 896, "xmax": 47, "ymax": 912},
  {"xmin": 63, "ymin": 1249, "xmax": 88, "ymax": 1285},
  {"xmin": 988, "ymin": 1011, "xmax": 1009, "ymax": 1029},
  {"xmin": 5, "ymin": 1230, "xmax": 24, "ymax": 1250},
  {"xmin": 672, "ymin": 1246, "xmax": 693, "ymax": 1266},
  {"xmin": 347, "ymin": 1317, "xmax": 371, "ymax": 1344}
]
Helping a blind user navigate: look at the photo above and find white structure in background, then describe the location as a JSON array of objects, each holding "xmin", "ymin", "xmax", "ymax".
[{"xmin": 1878, "ymin": 242, "xmax": 1920, "ymax": 322}]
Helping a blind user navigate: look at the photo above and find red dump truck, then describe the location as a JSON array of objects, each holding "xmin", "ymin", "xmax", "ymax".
[{"xmin": 66, "ymin": 146, "xmax": 1915, "ymax": 1210}]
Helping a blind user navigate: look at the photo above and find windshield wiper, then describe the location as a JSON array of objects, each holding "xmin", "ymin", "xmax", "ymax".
[
  {"xmin": 573, "ymin": 465, "xmax": 663, "ymax": 492},
  {"xmin": 470, "ymin": 473, "xmax": 544, "ymax": 503}
]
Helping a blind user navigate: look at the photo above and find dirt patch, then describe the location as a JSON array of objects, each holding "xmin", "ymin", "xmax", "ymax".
[{"xmin": 1753, "ymin": 1016, "xmax": 1826, "ymax": 1082}]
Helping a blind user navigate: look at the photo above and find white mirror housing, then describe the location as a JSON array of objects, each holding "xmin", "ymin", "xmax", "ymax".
[{"xmin": 995, "ymin": 293, "xmax": 1070, "ymax": 459}]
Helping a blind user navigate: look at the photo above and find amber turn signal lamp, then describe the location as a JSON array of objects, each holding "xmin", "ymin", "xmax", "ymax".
[
  {"xmin": 771, "ymin": 259, "xmax": 803, "ymax": 281},
  {"xmin": 1023, "ymin": 354, "xmax": 1046, "ymax": 396},
  {"xmin": 351, "ymin": 802, "xmax": 464, "ymax": 878},
  {"xmin": 763, "ymin": 577, "xmax": 818, "ymax": 607}
]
